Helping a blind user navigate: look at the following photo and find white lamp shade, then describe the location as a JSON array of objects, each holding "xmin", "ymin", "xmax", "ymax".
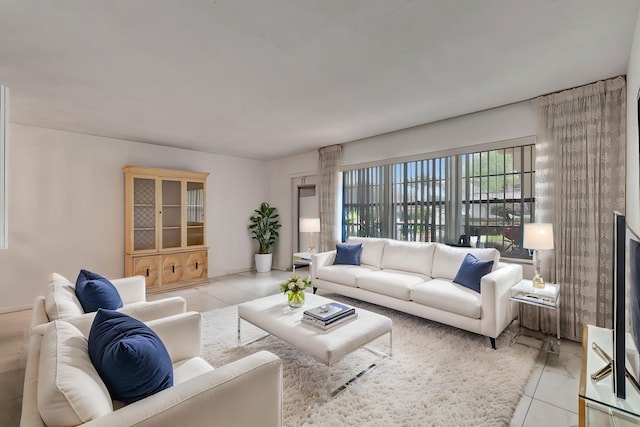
[
  {"xmin": 523, "ymin": 223, "xmax": 554, "ymax": 250},
  {"xmin": 299, "ymin": 217, "xmax": 320, "ymax": 233}
]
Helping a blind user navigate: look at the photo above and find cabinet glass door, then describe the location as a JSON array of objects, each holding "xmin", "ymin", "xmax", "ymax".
[
  {"xmin": 133, "ymin": 178, "xmax": 156, "ymax": 251},
  {"xmin": 186, "ymin": 181, "xmax": 205, "ymax": 246},
  {"xmin": 161, "ymin": 179, "xmax": 182, "ymax": 249}
]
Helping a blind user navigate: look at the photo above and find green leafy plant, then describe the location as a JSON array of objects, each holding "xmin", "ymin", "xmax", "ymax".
[{"xmin": 248, "ymin": 202, "xmax": 282, "ymax": 254}]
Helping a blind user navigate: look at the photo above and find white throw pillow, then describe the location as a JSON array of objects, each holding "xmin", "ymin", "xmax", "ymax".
[
  {"xmin": 346, "ymin": 237, "xmax": 387, "ymax": 268},
  {"xmin": 44, "ymin": 273, "xmax": 83, "ymax": 320},
  {"xmin": 37, "ymin": 321, "xmax": 113, "ymax": 426}
]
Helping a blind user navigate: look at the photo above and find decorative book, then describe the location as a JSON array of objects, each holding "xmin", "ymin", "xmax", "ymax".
[
  {"xmin": 519, "ymin": 282, "xmax": 558, "ymax": 299},
  {"xmin": 304, "ymin": 302, "xmax": 355, "ymax": 322},
  {"xmin": 302, "ymin": 312, "xmax": 358, "ymax": 330}
]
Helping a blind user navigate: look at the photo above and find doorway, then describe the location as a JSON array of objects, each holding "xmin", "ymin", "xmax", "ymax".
[
  {"xmin": 298, "ymin": 185, "xmax": 317, "ymax": 252},
  {"xmin": 292, "ymin": 175, "xmax": 318, "ymax": 270}
]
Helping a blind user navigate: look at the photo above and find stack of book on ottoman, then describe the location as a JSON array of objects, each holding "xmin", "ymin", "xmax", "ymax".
[{"xmin": 302, "ymin": 302, "xmax": 357, "ymax": 330}]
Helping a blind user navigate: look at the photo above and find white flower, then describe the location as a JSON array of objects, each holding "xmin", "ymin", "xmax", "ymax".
[{"xmin": 280, "ymin": 275, "xmax": 310, "ymax": 295}]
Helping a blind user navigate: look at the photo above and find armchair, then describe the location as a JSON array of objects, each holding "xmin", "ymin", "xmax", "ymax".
[
  {"xmin": 30, "ymin": 273, "xmax": 187, "ymax": 336},
  {"xmin": 21, "ymin": 311, "xmax": 284, "ymax": 427}
]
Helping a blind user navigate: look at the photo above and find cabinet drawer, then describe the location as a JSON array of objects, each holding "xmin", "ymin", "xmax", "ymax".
[
  {"xmin": 161, "ymin": 253, "xmax": 185, "ymax": 284},
  {"xmin": 186, "ymin": 250, "xmax": 208, "ymax": 280},
  {"xmin": 132, "ymin": 256, "xmax": 160, "ymax": 288}
]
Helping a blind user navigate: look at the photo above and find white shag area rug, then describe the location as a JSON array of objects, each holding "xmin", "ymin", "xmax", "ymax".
[{"xmin": 200, "ymin": 295, "xmax": 538, "ymax": 427}]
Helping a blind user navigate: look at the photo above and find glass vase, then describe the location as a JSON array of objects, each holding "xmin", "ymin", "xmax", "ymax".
[{"xmin": 287, "ymin": 290, "xmax": 305, "ymax": 308}]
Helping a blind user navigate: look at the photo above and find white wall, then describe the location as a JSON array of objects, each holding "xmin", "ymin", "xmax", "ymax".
[
  {"xmin": 267, "ymin": 151, "xmax": 317, "ymax": 270},
  {"xmin": 627, "ymin": 10, "xmax": 640, "ymax": 233},
  {"xmin": 342, "ymin": 101, "xmax": 536, "ymax": 167},
  {"xmin": 0, "ymin": 124, "xmax": 269, "ymax": 312},
  {"xmin": 268, "ymin": 101, "xmax": 537, "ymax": 270}
]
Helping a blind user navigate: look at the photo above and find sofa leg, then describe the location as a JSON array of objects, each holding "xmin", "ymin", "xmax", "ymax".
[
  {"xmin": 490, "ymin": 337, "xmax": 496, "ymax": 350},
  {"xmin": 313, "ymin": 287, "xmax": 317, "ymax": 294}
]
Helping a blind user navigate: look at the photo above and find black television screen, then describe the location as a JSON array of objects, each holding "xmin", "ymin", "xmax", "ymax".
[{"xmin": 613, "ymin": 212, "xmax": 626, "ymax": 399}]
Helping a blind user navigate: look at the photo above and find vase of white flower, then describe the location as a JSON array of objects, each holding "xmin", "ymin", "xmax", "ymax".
[
  {"xmin": 287, "ymin": 290, "xmax": 305, "ymax": 308},
  {"xmin": 280, "ymin": 275, "xmax": 311, "ymax": 308}
]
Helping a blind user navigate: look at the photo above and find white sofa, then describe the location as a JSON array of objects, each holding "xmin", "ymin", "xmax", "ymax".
[
  {"xmin": 30, "ymin": 273, "xmax": 187, "ymax": 336},
  {"xmin": 21, "ymin": 311, "xmax": 284, "ymax": 427},
  {"xmin": 311, "ymin": 237, "xmax": 523, "ymax": 348}
]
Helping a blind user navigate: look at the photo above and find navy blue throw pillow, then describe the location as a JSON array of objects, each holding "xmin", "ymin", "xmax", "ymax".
[
  {"xmin": 88, "ymin": 309, "xmax": 173, "ymax": 404},
  {"xmin": 453, "ymin": 253, "xmax": 494, "ymax": 293},
  {"xmin": 75, "ymin": 269, "xmax": 123, "ymax": 313},
  {"xmin": 333, "ymin": 243, "xmax": 363, "ymax": 266}
]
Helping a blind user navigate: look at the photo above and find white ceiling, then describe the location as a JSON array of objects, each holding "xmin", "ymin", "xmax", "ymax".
[{"xmin": 0, "ymin": 1, "xmax": 638, "ymax": 160}]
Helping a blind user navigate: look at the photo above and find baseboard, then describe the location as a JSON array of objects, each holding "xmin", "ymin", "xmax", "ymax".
[
  {"xmin": 208, "ymin": 267, "xmax": 289, "ymax": 278},
  {"xmin": 0, "ymin": 304, "xmax": 32, "ymax": 314},
  {"xmin": 209, "ymin": 268, "xmax": 253, "ymax": 277}
]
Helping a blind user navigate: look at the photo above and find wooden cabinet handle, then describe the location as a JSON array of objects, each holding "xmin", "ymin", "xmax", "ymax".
[
  {"xmin": 146, "ymin": 268, "xmax": 150, "ymax": 276},
  {"xmin": 172, "ymin": 265, "xmax": 175, "ymax": 273},
  {"xmin": 195, "ymin": 262, "xmax": 199, "ymax": 270}
]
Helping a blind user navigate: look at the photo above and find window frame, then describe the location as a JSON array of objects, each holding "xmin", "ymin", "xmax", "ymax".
[{"xmin": 341, "ymin": 137, "xmax": 536, "ymax": 259}]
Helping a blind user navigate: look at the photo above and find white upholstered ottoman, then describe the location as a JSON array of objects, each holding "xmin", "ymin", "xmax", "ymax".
[{"xmin": 238, "ymin": 293, "xmax": 392, "ymax": 397}]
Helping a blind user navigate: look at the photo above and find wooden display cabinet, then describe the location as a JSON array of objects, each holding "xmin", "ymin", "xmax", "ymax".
[{"xmin": 123, "ymin": 166, "xmax": 209, "ymax": 290}]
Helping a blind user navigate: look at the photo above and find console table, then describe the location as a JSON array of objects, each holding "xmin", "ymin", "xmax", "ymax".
[{"xmin": 579, "ymin": 325, "xmax": 640, "ymax": 426}]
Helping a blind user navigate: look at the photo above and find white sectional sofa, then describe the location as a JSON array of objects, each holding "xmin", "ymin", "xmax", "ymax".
[
  {"xmin": 21, "ymin": 311, "xmax": 284, "ymax": 427},
  {"xmin": 311, "ymin": 237, "xmax": 523, "ymax": 348}
]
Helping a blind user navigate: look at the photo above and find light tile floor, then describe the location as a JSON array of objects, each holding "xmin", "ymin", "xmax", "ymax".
[{"xmin": 2, "ymin": 268, "xmax": 579, "ymax": 426}]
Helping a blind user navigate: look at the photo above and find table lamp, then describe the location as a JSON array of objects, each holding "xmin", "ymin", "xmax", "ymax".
[
  {"xmin": 523, "ymin": 223, "xmax": 554, "ymax": 289},
  {"xmin": 299, "ymin": 218, "xmax": 320, "ymax": 254}
]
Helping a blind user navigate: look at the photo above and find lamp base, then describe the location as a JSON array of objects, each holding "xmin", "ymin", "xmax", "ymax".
[{"xmin": 532, "ymin": 274, "xmax": 545, "ymax": 289}]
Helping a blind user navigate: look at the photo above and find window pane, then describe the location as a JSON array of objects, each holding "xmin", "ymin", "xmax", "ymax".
[{"xmin": 342, "ymin": 144, "xmax": 535, "ymax": 258}]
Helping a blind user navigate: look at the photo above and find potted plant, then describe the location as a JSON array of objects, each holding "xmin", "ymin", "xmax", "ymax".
[{"xmin": 248, "ymin": 202, "xmax": 282, "ymax": 272}]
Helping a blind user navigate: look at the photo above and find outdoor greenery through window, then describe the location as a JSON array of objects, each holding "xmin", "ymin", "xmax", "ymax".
[{"xmin": 342, "ymin": 144, "xmax": 535, "ymax": 258}]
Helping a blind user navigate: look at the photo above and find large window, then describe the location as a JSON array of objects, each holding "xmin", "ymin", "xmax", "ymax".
[{"xmin": 342, "ymin": 143, "xmax": 535, "ymax": 258}]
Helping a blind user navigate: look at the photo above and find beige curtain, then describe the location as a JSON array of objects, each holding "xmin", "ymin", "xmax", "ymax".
[
  {"xmin": 318, "ymin": 145, "xmax": 342, "ymax": 252},
  {"xmin": 529, "ymin": 76, "xmax": 626, "ymax": 340}
]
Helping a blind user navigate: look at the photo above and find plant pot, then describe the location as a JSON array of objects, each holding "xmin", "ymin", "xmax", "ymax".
[{"xmin": 255, "ymin": 253, "xmax": 273, "ymax": 273}]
